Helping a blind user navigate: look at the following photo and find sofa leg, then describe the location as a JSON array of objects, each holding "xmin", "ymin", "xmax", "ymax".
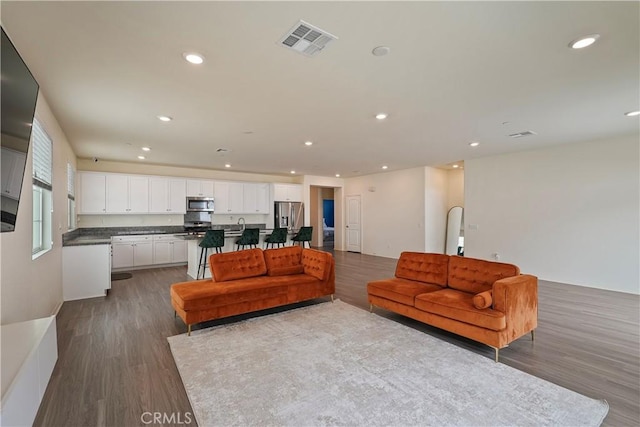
[
  {"xmin": 531, "ymin": 329, "xmax": 535, "ymax": 341},
  {"xmin": 187, "ymin": 324, "xmax": 192, "ymax": 336},
  {"xmin": 369, "ymin": 304, "xmax": 374, "ymax": 313},
  {"xmin": 493, "ymin": 347, "xmax": 499, "ymax": 363},
  {"xmin": 174, "ymin": 310, "xmax": 176, "ymax": 318},
  {"xmin": 331, "ymin": 294, "xmax": 334, "ymax": 303}
]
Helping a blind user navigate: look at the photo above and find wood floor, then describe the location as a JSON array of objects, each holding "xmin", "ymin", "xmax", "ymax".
[{"xmin": 35, "ymin": 250, "xmax": 639, "ymax": 426}]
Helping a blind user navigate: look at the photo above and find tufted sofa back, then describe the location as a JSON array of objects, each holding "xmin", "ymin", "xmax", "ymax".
[
  {"xmin": 264, "ymin": 246, "xmax": 304, "ymax": 276},
  {"xmin": 301, "ymin": 248, "xmax": 333, "ymax": 281},
  {"xmin": 395, "ymin": 252, "xmax": 449, "ymax": 287},
  {"xmin": 209, "ymin": 248, "xmax": 267, "ymax": 282},
  {"xmin": 448, "ymin": 255, "xmax": 520, "ymax": 294}
]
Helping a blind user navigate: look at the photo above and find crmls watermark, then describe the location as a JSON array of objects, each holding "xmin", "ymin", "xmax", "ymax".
[{"xmin": 140, "ymin": 412, "xmax": 193, "ymax": 425}]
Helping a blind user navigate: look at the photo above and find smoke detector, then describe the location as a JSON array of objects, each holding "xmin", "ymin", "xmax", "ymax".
[{"xmin": 279, "ymin": 20, "xmax": 338, "ymax": 57}]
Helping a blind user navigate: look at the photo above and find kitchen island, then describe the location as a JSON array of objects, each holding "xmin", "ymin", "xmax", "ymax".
[{"xmin": 186, "ymin": 227, "xmax": 272, "ymax": 279}]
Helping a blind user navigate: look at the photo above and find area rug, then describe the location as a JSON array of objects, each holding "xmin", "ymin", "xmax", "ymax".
[{"xmin": 168, "ymin": 301, "xmax": 608, "ymax": 426}]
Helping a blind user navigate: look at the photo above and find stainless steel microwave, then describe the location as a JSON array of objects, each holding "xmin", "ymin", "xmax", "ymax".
[{"xmin": 186, "ymin": 197, "xmax": 215, "ymax": 212}]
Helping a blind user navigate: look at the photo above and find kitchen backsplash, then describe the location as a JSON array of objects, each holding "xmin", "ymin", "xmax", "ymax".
[{"xmin": 77, "ymin": 213, "xmax": 269, "ymax": 228}]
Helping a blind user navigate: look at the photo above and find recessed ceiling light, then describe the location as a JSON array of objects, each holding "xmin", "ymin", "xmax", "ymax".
[
  {"xmin": 375, "ymin": 113, "xmax": 388, "ymax": 120},
  {"xmin": 452, "ymin": 164, "xmax": 459, "ymax": 169},
  {"xmin": 137, "ymin": 156, "xmax": 145, "ymax": 160},
  {"xmin": 290, "ymin": 170, "xmax": 296, "ymax": 174},
  {"xmin": 304, "ymin": 141, "xmax": 313, "ymax": 146},
  {"xmin": 335, "ymin": 174, "xmax": 340, "ymax": 178},
  {"xmin": 624, "ymin": 110, "xmax": 640, "ymax": 117},
  {"xmin": 382, "ymin": 165, "xmax": 388, "ymax": 170},
  {"xmin": 469, "ymin": 142, "xmax": 480, "ymax": 147},
  {"xmin": 142, "ymin": 147, "xmax": 151, "ymax": 152},
  {"xmin": 569, "ymin": 34, "xmax": 600, "ymax": 49},
  {"xmin": 157, "ymin": 115, "xmax": 172, "ymax": 122},
  {"xmin": 372, "ymin": 46, "xmax": 391, "ymax": 56},
  {"xmin": 224, "ymin": 164, "xmax": 231, "ymax": 168},
  {"xmin": 183, "ymin": 53, "xmax": 204, "ymax": 64}
]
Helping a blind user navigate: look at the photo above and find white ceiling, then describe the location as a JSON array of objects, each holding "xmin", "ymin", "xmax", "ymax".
[{"xmin": 2, "ymin": 1, "xmax": 638, "ymax": 178}]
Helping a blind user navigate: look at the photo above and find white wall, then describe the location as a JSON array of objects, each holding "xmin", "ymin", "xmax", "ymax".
[
  {"xmin": 345, "ymin": 167, "xmax": 426, "ymax": 258},
  {"xmin": 447, "ymin": 169, "xmax": 464, "ymax": 209},
  {"xmin": 424, "ymin": 167, "xmax": 449, "ymax": 253},
  {"xmin": 1, "ymin": 95, "xmax": 77, "ymax": 324},
  {"xmin": 465, "ymin": 135, "xmax": 639, "ymax": 294}
]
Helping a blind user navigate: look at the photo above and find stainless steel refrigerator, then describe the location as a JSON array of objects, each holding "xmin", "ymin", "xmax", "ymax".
[{"xmin": 274, "ymin": 202, "xmax": 304, "ymax": 232}]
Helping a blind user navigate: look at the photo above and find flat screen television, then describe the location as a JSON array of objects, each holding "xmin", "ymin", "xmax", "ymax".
[{"xmin": 1, "ymin": 27, "xmax": 39, "ymax": 232}]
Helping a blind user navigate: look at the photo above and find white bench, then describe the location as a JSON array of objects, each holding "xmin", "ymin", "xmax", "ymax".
[{"xmin": 1, "ymin": 316, "xmax": 57, "ymax": 426}]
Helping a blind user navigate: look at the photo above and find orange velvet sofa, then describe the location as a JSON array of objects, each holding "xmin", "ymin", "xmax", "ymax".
[
  {"xmin": 367, "ymin": 252, "xmax": 538, "ymax": 361},
  {"xmin": 171, "ymin": 246, "xmax": 335, "ymax": 335}
]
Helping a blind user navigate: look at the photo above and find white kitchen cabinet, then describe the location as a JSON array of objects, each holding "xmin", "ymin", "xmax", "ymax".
[
  {"xmin": 243, "ymin": 183, "xmax": 270, "ymax": 213},
  {"xmin": 63, "ymin": 244, "xmax": 111, "ymax": 300},
  {"xmin": 78, "ymin": 172, "xmax": 107, "ymax": 214},
  {"xmin": 186, "ymin": 179, "xmax": 215, "ymax": 198},
  {"xmin": 153, "ymin": 235, "xmax": 187, "ymax": 264},
  {"xmin": 149, "ymin": 177, "xmax": 186, "ymax": 214},
  {"xmin": 1, "ymin": 147, "xmax": 27, "ymax": 200},
  {"xmin": 214, "ymin": 181, "xmax": 244, "ymax": 214},
  {"xmin": 273, "ymin": 183, "xmax": 302, "ymax": 202},
  {"xmin": 106, "ymin": 174, "xmax": 149, "ymax": 214},
  {"xmin": 111, "ymin": 235, "xmax": 153, "ymax": 269}
]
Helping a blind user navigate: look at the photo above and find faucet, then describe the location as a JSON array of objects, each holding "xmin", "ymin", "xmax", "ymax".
[{"xmin": 237, "ymin": 217, "xmax": 246, "ymax": 231}]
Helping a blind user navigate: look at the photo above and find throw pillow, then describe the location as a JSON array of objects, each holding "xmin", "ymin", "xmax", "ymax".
[{"xmin": 472, "ymin": 290, "xmax": 493, "ymax": 309}]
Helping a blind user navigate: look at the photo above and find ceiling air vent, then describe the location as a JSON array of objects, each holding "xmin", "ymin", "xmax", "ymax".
[
  {"xmin": 279, "ymin": 20, "xmax": 338, "ymax": 57},
  {"xmin": 509, "ymin": 130, "xmax": 537, "ymax": 138}
]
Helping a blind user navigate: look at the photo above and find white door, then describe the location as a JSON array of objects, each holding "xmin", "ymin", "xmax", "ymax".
[
  {"xmin": 168, "ymin": 179, "xmax": 186, "ymax": 213},
  {"xmin": 346, "ymin": 195, "xmax": 361, "ymax": 253}
]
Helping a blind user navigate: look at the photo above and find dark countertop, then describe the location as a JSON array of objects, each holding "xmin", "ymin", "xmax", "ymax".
[{"xmin": 62, "ymin": 224, "xmax": 269, "ymax": 246}]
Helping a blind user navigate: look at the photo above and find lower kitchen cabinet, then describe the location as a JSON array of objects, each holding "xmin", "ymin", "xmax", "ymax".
[
  {"xmin": 111, "ymin": 236, "xmax": 153, "ymax": 269},
  {"xmin": 153, "ymin": 235, "xmax": 187, "ymax": 264},
  {"xmin": 112, "ymin": 234, "xmax": 187, "ymax": 270},
  {"xmin": 62, "ymin": 244, "xmax": 111, "ymax": 300}
]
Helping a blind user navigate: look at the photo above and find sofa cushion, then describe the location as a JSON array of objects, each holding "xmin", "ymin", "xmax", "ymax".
[
  {"xmin": 368, "ymin": 278, "xmax": 443, "ymax": 306},
  {"xmin": 394, "ymin": 252, "xmax": 449, "ymax": 287},
  {"xmin": 264, "ymin": 246, "xmax": 304, "ymax": 276},
  {"xmin": 415, "ymin": 289, "xmax": 506, "ymax": 331},
  {"xmin": 209, "ymin": 248, "xmax": 267, "ymax": 282},
  {"xmin": 473, "ymin": 291, "xmax": 493, "ymax": 309},
  {"xmin": 447, "ymin": 256, "xmax": 520, "ymax": 294},
  {"xmin": 171, "ymin": 277, "xmax": 292, "ymax": 311},
  {"xmin": 301, "ymin": 249, "xmax": 332, "ymax": 281},
  {"xmin": 267, "ymin": 265, "xmax": 305, "ymax": 277}
]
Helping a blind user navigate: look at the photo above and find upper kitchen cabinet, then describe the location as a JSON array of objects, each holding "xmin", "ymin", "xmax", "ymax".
[
  {"xmin": 273, "ymin": 183, "xmax": 303, "ymax": 202},
  {"xmin": 149, "ymin": 177, "xmax": 186, "ymax": 214},
  {"xmin": 214, "ymin": 181, "xmax": 244, "ymax": 214},
  {"xmin": 106, "ymin": 174, "xmax": 149, "ymax": 214},
  {"xmin": 243, "ymin": 183, "xmax": 270, "ymax": 214},
  {"xmin": 78, "ymin": 172, "xmax": 107, "ymax": 214},
  {"xmin": 186, "ymin": 179, "xmax": 215, "ymax": 198}
]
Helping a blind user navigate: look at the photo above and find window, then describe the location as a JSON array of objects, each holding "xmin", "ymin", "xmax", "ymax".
[
  {"xmin": 32, "ymin": 119, "xmax": 53, "ymax": 258},
  {"xmin": 67, "ymin": 163, "xmax": 76, "ymax": 230}
]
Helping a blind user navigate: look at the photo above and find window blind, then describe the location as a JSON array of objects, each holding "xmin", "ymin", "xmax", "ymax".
[
  {"xmin": 32, "ymin": 118, "xmax": 53, "ymax": 190},
  {"xmin": 67, "ymin": 163, "xmax": 75, "ymax": 200}
]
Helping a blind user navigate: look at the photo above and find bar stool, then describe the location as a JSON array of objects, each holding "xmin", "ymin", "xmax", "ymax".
[
  {"xmin": 264, "ymin": 228, "xmax": 288, "ymax": 249},
  {"xmin": 235, "ymin": 228, "xmax": 259, "ymax": 250},
  {"xmin": 198, "ymin": 229, "xmax": 224, "ymax": 279},
  {"xmin": 291, "ymin": 226, "xmax": 313, "ymax": 248}
]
